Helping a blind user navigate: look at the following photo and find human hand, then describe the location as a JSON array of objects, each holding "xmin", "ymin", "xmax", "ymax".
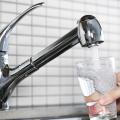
[{"xmin": 98, "ymin": 72, "xmax": 120, "ymax": 112}]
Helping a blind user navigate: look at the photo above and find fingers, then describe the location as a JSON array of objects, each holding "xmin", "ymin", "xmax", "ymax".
[
  {"xmin": 117, "ymin": 98, "xmax": 120, "ymax": 112},
  {"xmin": 99, "ymin": 72, "xmax": 120, "ymax": 105},
  {"xmin": 99, "ymin": 87, "xmax": 120, "ymax": 105},
  {"xmin": 116, "ymin": 72, "xmax": 120, "ymax": 86}
]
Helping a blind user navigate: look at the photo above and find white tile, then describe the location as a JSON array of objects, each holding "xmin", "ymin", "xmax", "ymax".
[
  {"xmin": 109, "ymin": 0, "xmax": 117, "ymax": 7},
  {"xmin": 47, "ymin": 8, "xmax": 59, "ymax": 17},
  {"xmin": 60, "ymin": 96, "xmax": 73, "ymax": 104},
  {"xmin": 18, "ymin": 87, "xmax": 32, "ymax": 96},
  {"xmin": 72, "ymin": 49, "xmax": 83, "ymax": 57},
  {"xmin": 17, "ymin": 97, "xmax": 32, "ymax": 106},
  {"xmin": 60, "ymin": 67, "xmax": 73, "ymax": 76},
  {"xmin": 97, "ymin": 15, "xmax": 108, "ymax": 23},
  {"xmin": 59, "ymin": 29, "xmax": 71, "ymax": 37},
  {"xmin": 33, "ymin": 26, "xmax": 46, "ymax": 36},
  {"xmin": 47, "ymin": 86, "xmax": 59, "ymax": 95},
  {"xmin": 19, "ymin": 77, "xmax": 32, "ymax": 86},
  {"xmin": 11, "ymin": 88, "xmax": 17, "ymax": 96},
  {"xmin": 9, "ymin": 55, "xmax": 17, "ymax": 65},
  {"xmin": 17, "ymin": 4, "xmax": 30, "ymax": 13},
  {"xmin": 73, "ymin": 11, "xmax": 84, "ymax": 20},
  {"xmin": 9, "ymin": 35, "xmax": 17, "ymax": 44},
  {"xmin": 108, "ymin": 16, "xmax": 119, "ymax": 24},
  {"xmin": 46, "ymin": 28, "xmax": 59, "ymax": 37},
  {"xmin": 17, "ymin": 56, "xmax": 30, "ymax": 65},
  {"xmin": 17, "ymin": 0, "xmax": 32, "ymax": 4},
  {"xmin": 97, "ymin": 0, "xmax": 108, "ymax": 6},
  {"xmin": 33, "ymin": 36, "xmax": 46, "ymax": 46},
  {"xmin": 60, "ymin": 86, "xmax": 72, "ymax": 95},
  {"xmin": 60, "ymin": 58, "xmax": 72, "ymax": 66},
  {"xmin": 19, "ymin": 15, "xmax": 32, "ymax": 25},
  {"xmin": 32, "ymin": 46, "xmax": 45, "ymax": 55},
  {"xmin": 32, "ymin": 5, "xmax": 46, "ymax": 16},
  {"xmin": 17, "ymin": 36, "xmax": 32, "ymax": 45},
  {"xmin": 73, "ymin": 77, "xmax": 79, "ymax": 85},
  {"xmin": 47, "ymin": 58, "xmax": 59, "ymax": 66},
  {"xmin": 33, "ymin": 0, "xmax": 46, "ymax": 4},
  {"xmin": 1, "ymin": 13, "xmax": 16, "ymax": 23},
  {"xmin": 46, "ymin": 38, "xmax": 59, "ymax": 45},
  {"xmin": 33, "ymin": 96, "xmax": 46, "ymax": 105},
  {"xmin": 46, "ymin": 17, "xmax": 59, "ymax": 27},
  {"xmin": 73, "ymin": 86, "xmax": 82, "ymax": 94},
  {"xmin": 86, "ymin": 0, "xmax": 97, "ymax": 4},
  {"xmin": 47, "ymin": 0, "xmax": 59, "ymax": 7},
  {"xmin": 73, "ymin": 2, "xmax": 84, "ymax": 11},
  {"xmin": 3, "ymin": 0, "xmax": 16, "ymax": 2},
  {"xmin": 46, "ymin": 67, "xmax": 59, "ymax": 75},
  {"xmin": 60, "ymin": 77, "xmax": 73, "ymax": 85},
  {"xmin": 74, "ymin": 95, "xmax": 85, "ymax": 103},
  {"xmin": 60, "ymin": 0, "xmax": 72, "ymax": 9},
  {"xmin": 9, "ymin": 45, "xmax": 17, "ymax": 54},
  {"xmin": 33, "ymin": 16, "xmax": 46, "ymax": 26},
  {"xmin": 1, "ymin": 2, "xmax": 16, "ymax": 12},
  {"xmin": 61, "ymin": 49, "xmax": 72, "ymax": 57},
  {"xmin": 33, "ymin": 76, "xmax": 46, "ymax": 85},
  {"xmin": 97, "ymin": 6, "xmax": 108, "ymax": 14},
  {"xmin": 47, "ymin": 77, "xmax": 59, "ymax": 85},
  {"xmin": 17, "ymin": 25, "xmax": 32, "ymax": 35},
  {"xmin": 9, "ymin": 97, "xmax": 17, "ymax": 107},
  {"xmin": 17, "ymin": 45, "xmax": 31, "ymax": 55},
  {"xmin": 60, "ymin": 10, "xmax": 72, "ymax": 19},
  {"xmin": 109, "ymin": 8, "xmax": 119, "ymax": 16},
  {"xmin": 33, "ymin": 86, "xmax": 46, "ymax": 95},
  {"xmin": 47, "ymin": 96, "xmax": 59, "ymax": 104},
  {"xmin": 109, "ymin": 25, "xmax": 119, "ymax": 33},
  {"xmin": 33, "ymin": 67, "xmax": 46, "ymax": 76},
  {"xmin": 85, "ymin": 4, "xmax": 97, "ymax": 13},
  {"xmin": 60, "ymin": 19, "xmax": 73, "ymax": 28}
]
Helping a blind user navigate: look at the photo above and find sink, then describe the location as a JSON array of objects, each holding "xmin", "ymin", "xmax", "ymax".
[{"xmin": 0, "ymin": 104, "xmax": 88, "ymax": 120}]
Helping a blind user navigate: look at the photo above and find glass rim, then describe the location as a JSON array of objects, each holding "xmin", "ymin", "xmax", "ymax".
[{"xmin": 76, "ymin": 56, "xmax": 115, "ymax": 65}]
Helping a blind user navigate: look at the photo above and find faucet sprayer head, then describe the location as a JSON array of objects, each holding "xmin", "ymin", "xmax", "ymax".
[{"xmin": 78, "ymin": 15, "xmax": 104, "ymax": 48}]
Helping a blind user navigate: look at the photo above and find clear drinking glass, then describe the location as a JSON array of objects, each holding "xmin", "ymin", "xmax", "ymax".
[{"xmin": 77, "ymin": 57, "xmax": 117, "ymax": 120}]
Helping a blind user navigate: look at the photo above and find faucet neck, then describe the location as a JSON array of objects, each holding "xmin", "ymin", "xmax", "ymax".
[
  {"xmin": 0, "ymin": 2, "xmax": 44, "ymax": 110},
  {"xmin": 0, "ymin": 2, "xmax": 44, "ymax": 52}
]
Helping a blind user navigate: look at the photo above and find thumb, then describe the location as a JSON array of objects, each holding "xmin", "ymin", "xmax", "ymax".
[{"xmin": 98, "ymin": 87, "xmax": 120, "ymax": 105}]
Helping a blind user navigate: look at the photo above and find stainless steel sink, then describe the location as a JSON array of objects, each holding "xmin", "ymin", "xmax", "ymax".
[{"xmin": 0, "ymin": 104, "xmax": 88, "ymax": 120}]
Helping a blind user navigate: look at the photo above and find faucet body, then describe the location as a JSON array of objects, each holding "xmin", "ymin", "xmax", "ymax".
[{"xmin": 0, "ymin": 3, "xmax": 104, "ymax": 110}]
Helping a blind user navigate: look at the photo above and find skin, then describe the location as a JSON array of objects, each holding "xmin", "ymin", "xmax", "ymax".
[
  {"xmin": 85, "ymin": 91, "xmax": 102, "ymax": 102},
  {"xmin": 84, "ymin": 91, "xmax": 109, "ymax": 115},
  {"xmin": 98, "ymin": 72, "xmax": 120, "ymax": 112}
]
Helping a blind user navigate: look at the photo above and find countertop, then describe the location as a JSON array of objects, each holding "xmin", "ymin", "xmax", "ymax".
[{"xmin": 0, "ymin": 104, "xmax": 88, "ymax": 120}]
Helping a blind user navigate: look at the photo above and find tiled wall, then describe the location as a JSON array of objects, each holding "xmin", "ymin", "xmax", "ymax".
[{"xmin": 0, "ymin": 0, "xmax": 120, "ymax": 107}]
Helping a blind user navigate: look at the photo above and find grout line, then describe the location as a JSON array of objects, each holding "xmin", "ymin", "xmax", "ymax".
[
  {"xmin": 31, "ymin": 0, "xmax": 33, "ymax": 108},
  {"xmin": 16, "ymin": 0, "xmax": 18, "ymax": 108}
]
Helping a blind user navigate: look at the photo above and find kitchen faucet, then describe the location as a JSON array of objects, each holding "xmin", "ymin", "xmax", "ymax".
[{"xmin": 0, "ymin": 3, "xmax": 104, "ymax": 110}]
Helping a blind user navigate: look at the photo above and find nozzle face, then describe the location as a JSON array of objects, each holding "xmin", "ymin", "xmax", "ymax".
[{"xmin": 78, "ymin": 15, "xmax": 104, "ymax": 48}]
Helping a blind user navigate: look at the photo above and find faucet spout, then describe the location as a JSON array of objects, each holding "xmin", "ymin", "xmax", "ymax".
[
  {"xmin": 0, "ymin": 2, "xmax": 44, "ymax": 52},
  {"xmin": 0, "ymin": 3, "xmax": 104, "ymax": 110}
]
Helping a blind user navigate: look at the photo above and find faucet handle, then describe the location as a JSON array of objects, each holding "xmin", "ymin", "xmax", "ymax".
[{"xmin": 1, "ymin": 64, "xmax": 9, "ymax": 77}]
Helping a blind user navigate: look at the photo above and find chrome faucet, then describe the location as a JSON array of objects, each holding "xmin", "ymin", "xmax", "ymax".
[{"xmin": 0, "ymin": 3, "xmax": 104, "ymax": 110}]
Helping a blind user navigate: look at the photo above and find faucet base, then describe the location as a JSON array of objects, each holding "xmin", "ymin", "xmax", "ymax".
[{"xmin": 0, "ymin": 101, "xmax": 9, "ymax": 110}]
